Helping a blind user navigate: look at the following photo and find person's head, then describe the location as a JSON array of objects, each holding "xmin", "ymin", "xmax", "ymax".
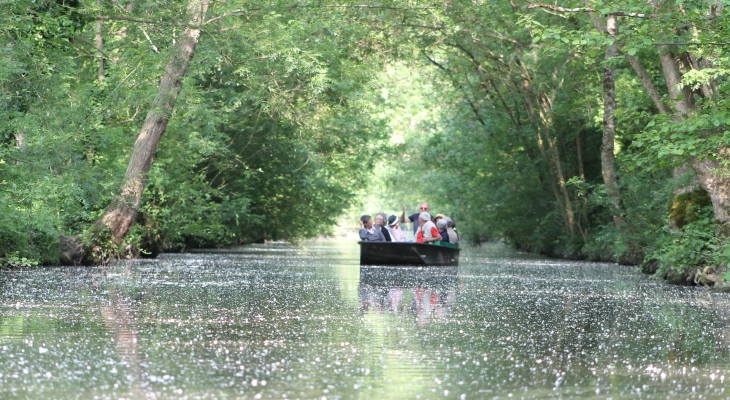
[
  {"xmin": 434, "ymin": 214, "xmax": 445, "ymax": 223},
  {"xmin": 360, "ymin": 215, "xmax": 372, "ymax": 229},
  {"xmin": 436, "ymin": 219, "xmax": 448, "ymax": 232},
  {"xmin": 443, "ymin": 217, "xmax": 453, "ymax": 228},
  {"xmin": 418, "ymin": 202, "xmax": 430, "ymax": 213},
  {"xmin": 418, "ymin": 212, "xmax": 431, "ymax": 225},
  {"xmin": 388, "ymin": 215, "xmax": 399, "ymax": 228},
  {"xmin": 375, "ymin": 213, "xmax": 387, "ymax": 227}
]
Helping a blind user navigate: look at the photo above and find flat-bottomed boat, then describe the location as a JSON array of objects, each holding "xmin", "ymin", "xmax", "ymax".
[{"xmin": 358, "ymin": 241, "xmax": 459, "ymax": 266}]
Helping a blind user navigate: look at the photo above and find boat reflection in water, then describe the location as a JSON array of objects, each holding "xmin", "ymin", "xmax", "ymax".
[{"xmin": 358, "ymin": 266, "xmax": 459, "ymax": 325}]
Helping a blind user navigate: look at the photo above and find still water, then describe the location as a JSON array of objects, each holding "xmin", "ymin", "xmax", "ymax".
[{"xmin": 2, "ymin": 242, "xmax": 730, "ymax": 399}]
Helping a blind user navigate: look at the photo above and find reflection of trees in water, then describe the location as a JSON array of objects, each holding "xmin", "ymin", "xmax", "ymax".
[
  {"xmin": 358, "ymin": 267, "xmax": 458, "ymax": 325},
  {"xmin": 95, "ymin": 268, "xmax": 155, "ymax": 400},
  {"xmin": 464, "ymin": 276, "xmax": 730, "ymax": 390}
]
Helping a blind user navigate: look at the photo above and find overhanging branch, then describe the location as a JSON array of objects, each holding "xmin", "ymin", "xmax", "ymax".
[
  {"xmin": 654, "ymin": 42, "xmax": 730, "ymax": 46},
  {"xmin": 528, "ymin": 3, "xmax": 647, "ymax": 18},
  {"xmin": 99, "ymin": 15, "xmax": 194, "ymax": 27}
]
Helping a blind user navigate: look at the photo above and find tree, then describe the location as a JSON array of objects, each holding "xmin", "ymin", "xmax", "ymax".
[
  {"xmin": 97, "ymin": 0, "xmax": 210, "ymax": 242},
  {"xmin": 2, "ymin": 0, "xmax": 393, "ymax": 263}
]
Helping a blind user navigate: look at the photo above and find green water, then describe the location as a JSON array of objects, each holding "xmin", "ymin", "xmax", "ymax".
[{"xmin": 1, "ymin": 242, "xmax": 730, "ymax": 399}]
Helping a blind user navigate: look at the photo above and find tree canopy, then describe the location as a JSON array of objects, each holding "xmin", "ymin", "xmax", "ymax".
[{"xmin": 2, "ymin": 0, "xmax": 730, "ymax": 283}]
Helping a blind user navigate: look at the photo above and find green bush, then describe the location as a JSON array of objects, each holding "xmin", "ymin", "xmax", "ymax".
[
  {"xmin": 644, "ymin": 203, "xmax": 730, "ymax": 283},
  {"xmin": 1, "ymin": 252, "xmax": 39, "ymax": 268},
  {"xmin": 0, "ymin": 201, "xmax": 59, "ymax": 266}
]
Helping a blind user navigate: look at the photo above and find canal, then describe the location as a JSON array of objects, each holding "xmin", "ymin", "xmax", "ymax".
[{"xmin": 1, "ymin": 242, "xmax": 730, "ymax": 398}]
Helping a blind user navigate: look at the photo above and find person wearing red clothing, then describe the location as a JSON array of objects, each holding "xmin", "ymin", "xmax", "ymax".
[{"xmin": 415, "ymin": 212, "xmax": 442, "ymax": 244}]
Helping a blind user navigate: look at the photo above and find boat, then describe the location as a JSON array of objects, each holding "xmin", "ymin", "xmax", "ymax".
[{"xmin": 358, "ymin": 241, "xmax": 460, "ymax": 266}]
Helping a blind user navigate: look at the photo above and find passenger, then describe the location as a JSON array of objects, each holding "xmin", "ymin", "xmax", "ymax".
[
  {"xmin": 433, "ymin": 214, "xmax": 445, "ymax": 225},
  {"xmin": 386, "ymin": 215, "xmax": 406, "ymax": 242},
  {"xmin": 415, "ymin": 212, "xmax": 442, "ymax": 244},
  {"xmin": 375, "ymin": 213, "xmax": 392, "ymax": 242},
  {"xmin": 436, "ymin": 219, "xmax": 449, "ymax": 242},
  {"xmin": 359, "ymin": 215, "xmax": 385, "ymax": 242},
  {"xmin": 401, "ymin": 202, "xmax": 432, "ymax": 235},
  {"xmin": 443, "ymin": 217, "xmax": 459, "ymax": 244}
]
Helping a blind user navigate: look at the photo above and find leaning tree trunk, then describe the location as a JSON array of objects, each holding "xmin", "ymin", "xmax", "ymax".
[
  {"xmin": 587, "ymin": 8, "xmax": 670, "ymax": 115},
  {"xmin": 626, "ymin": 54, "xmax": 671, "ymax": 114},
  {"xmin": 659, "ymin": 46, "xmax": 694, "ymax": 115},
  {"xmin": 522, "ymin": 90, "xmax": 575, "ymax": 238},
  {"xmin": 97, "ymin": 0, "xmax": 210, "ymax": 241}
]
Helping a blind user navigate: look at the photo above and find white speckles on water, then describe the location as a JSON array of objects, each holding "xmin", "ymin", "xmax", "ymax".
[{"xmin": 1, "ymin": 242, "xmax": 730, "ymax": 398}]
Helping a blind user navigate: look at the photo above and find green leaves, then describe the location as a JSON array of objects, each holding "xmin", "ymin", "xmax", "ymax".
[
  {"xmin": 1, "ymin": 252, "xmax": 39, "ymax": 268},
  {"xmin": 2, "ymin": 0, "xmax": 730, "ymax": 274},
  {"xmin": 646, "ymin": 202, "xmax": 721, "ymax": 280},
  {"xmin": 0, "ymin": 0, "xmax": 397, "ymax": 258},
  {"xmin": 632, "ymin": 103, "xmax": 730, "ymax": 168}
]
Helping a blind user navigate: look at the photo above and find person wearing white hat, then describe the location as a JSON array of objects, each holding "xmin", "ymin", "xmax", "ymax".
[{"xmin": 386, "ymin": 215, "xmax": 406, "ymax": 242}]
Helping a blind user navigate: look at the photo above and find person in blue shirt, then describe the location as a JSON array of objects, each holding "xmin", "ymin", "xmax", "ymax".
[
  {"xmin": 401, "ymin": 202, "xmax": 432, "ymax": 235},
  {"xmin": 359, "ymin": 215, "xmax": 385, "ymax": 241}
]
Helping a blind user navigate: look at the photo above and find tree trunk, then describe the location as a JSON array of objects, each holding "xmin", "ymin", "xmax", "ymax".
[
  {"xmin": 600, "ymin": 16, "xmax": 627, "ymax": 232},
  {"xmin": 97, "ymin": 0, "xmax": 210, "ymax": 241},
  {"xmin": 576, "ymin": 130, "xmax": 589, "ymax": 231},
  {"xmin": 536, "ymin": 128, "xmax": 570, "ymax": 231},
  {"xmin": 657, "ymin": 45, "xmax": 730, "ymax": 229},
  {"xmin": 96, "ymin": 0, "xmax": 104, "ymax": 83},
  {"xmin": 658, "ymin": 45, "xmax": 701, "ymax": 195},
  {"xmin": 589, "ymin": 10, "xmax": 629, "ymax": 236},
  {"xmin": 544, "ymin": 127, "xmax": 576, "ymax": 238},
  {"xmin": 625, "ymin": 54, "xmax": 671, "ymax": 114},
  {"xmin": 588, "ymin": 9, "xmax": 670, "ymax": 114},
  {"xmin": 531, "ymin": 85, "xmax": 576, "ymax": 239},
  {"xmin": 659, "ymin": 45, "xmax": 694, "ymax": 115},
  {"xmin": 522, "ymin": 89, "xmax": 574, "ymax": 237},
  {"xmin": 692, "ymin": 157, "xmax": 730, "ymax": 229}
]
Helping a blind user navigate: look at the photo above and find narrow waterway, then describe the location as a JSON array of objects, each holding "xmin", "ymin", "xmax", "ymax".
[{"xmin": 1, "ymin": 242, "xmax": 730, "ymax": 399}]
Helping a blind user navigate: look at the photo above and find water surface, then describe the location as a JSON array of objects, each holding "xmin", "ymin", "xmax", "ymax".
[{"xmin": 2, "ymin": 242, "xmax": 730, "ymax": 399}]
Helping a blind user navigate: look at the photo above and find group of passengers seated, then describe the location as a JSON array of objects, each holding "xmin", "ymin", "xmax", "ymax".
[{"xmin": 359, "ymin": 202, "xmax": 458, "ymax": 245}]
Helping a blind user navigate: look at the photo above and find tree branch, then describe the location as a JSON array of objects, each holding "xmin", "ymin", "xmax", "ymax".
[
  {"xmin": 654, "ymin": 42, "xmax": 730, "ymax": 46},
  {"xmin": 205, "ymin": 4, "xmax": 438, "ymax": 25},
  {"xmin": 528, "ymin": 3, "xmax": 647, "ymax": 18},
  {"xmin": 99, "ymin": 15, "xmax": 183, "ymax": 25},
  {"xmin": 422, "ymin": 51, "xmax": 487, "ymax": 126},
  {"xmin": 139, "ymin": 26, "xmax": 159, "ymax": 53}
]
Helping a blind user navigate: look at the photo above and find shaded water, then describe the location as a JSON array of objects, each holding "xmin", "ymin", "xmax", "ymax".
[{"xmin": 2, "ymin": 242, "xmax": 730, "ymax": 399}]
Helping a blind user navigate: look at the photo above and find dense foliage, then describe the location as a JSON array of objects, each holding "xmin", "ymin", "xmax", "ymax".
[
  {"xmin": 2, "ymin": 0, "xmax": 730, "ymax": 283},
  {"xmin": 357, "ymin": 0, "xmax": 730, "ymax": 284},
  {"xmin": 0, "ymin": 0, "xmax": 390, "ymax": 263}
]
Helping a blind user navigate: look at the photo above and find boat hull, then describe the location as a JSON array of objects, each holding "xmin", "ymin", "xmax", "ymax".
[{"xmin": 359, "ymin": 241, "xmax": 459, "ymax": 266}]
